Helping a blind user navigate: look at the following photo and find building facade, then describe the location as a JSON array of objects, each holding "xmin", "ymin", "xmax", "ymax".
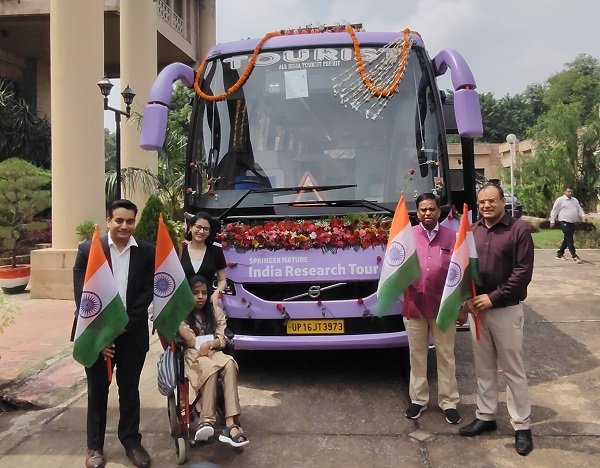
[
  {"xmin": 448, "ymin": 139, "xmax": 534, "ymax": 189},
  {"xmin": 0, "ymin": 0, "xmax": 214, "ymax": 119},
  {"xmin": 0, "ymin": 0, "xmax": 215, "ymax": 299}
]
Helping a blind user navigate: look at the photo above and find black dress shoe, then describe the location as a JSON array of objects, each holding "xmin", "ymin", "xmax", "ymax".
[
  {"xmin": 125, "ymin": 445, "xmax": 151, "ymax": 468},
  {"xmin": 515, "ymin": 429, "xmax": 533, "ymax": 456},
  {"xmin": 459, "ymin": 418, "xmax": 497, "ymax": 436},
  {"xmin": 85, "ymin": 449, "xmax": 105, "ymax": 468}
]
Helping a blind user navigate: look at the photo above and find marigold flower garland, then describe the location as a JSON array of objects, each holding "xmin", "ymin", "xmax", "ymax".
[
  {"xmin": 193, "ymin": 31, "xmax": 281, "ymax": 102},
  {"xmin": 194, "ymin": 26, "xmax": 417, "ymax": 102},
  {"xmin": 345, "ymin": 25, "xmax": 414, "ymax": 98}
]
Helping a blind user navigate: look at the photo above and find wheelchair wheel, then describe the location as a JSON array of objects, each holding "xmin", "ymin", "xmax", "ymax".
[
  {"xmin": 167, "ymin": 395, "xmax": 179, "ymax": 436},
  {"xmin": 175, "ymin": 437, "xmax": 187, "ymax": 465}
]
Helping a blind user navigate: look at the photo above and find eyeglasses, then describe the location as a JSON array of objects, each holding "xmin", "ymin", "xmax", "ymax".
[
  {"xmin": 192, "ymin": 225, "xmax": 210, "ymax": 232},
  {"xmin": 478, "ymin": 198, "xmax": 501, "ymax": 206}
]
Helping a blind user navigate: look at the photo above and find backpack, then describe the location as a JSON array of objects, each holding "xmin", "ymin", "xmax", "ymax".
[{"xmin": 157, "ymin": 347, "xmax": 177, "ymax": 396}]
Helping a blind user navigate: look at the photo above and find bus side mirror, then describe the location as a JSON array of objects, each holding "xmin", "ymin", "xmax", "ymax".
[
  {"xmin": 140, "ymin": 103, "xmax": 168, "ymax": 150},
  {"xmin": 454, "ymin": 88, "xmax": 483, "ymax": 137}
]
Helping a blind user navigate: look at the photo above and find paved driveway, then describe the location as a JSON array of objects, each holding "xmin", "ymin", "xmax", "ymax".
[{"xmin": 0, "ymin": 249, "xmax": 599, "ymax": 467}]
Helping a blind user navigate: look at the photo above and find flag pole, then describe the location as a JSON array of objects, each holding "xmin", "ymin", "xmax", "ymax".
[
  {"xmin": 470, "ymin": 280, "xmax": 481, "ymax": 341},
  {"xmin": 106, "ymin": 356, "xmax": 113, "ymax": 383},
  {"xmin": 465, "ymin": 203, "xmax": 480, "ymax": 341}
]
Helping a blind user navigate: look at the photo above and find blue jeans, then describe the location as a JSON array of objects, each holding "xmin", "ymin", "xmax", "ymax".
[{"xmin": 557, "ymin": 221, "xmax": 576, "ymax": 257}]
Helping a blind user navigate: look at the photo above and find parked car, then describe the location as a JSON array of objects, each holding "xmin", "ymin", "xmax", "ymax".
[{"xmin": 503, "ymin": 190, "xmax": 523, "ymax": 218}]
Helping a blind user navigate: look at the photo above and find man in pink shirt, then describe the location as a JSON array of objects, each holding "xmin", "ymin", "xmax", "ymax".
[{"xmin": 403, "ymin": 193, "xmax": 461, "ymax": 424}]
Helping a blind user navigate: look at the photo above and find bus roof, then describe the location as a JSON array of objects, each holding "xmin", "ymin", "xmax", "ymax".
[{"xmin": 208, "ymin": 31, "xmax": 425, "ymax": 58}]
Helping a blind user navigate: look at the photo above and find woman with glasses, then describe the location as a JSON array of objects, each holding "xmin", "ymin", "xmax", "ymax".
[{"xmin": 181, "ymin": 212, "xmax": 227, "ymax": 309}]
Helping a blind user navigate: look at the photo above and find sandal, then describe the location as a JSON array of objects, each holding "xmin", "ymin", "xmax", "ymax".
[
  {"xmin": 194, "ymin": 421, "xmax": 214, "ymax": 441},
  {"xmin": 218, "ymin": 424, "xmax": 250, "ymax": 447}
]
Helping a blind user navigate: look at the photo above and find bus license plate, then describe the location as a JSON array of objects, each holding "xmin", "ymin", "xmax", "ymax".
[{"xmin": 286, "ymin": 319, "xmax": 344, "ymax": 335}]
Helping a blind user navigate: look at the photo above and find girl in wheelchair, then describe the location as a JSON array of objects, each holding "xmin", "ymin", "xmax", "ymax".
[{"xmin": 178, "ymin": 275, "xmax": 250, "ymax": 447}]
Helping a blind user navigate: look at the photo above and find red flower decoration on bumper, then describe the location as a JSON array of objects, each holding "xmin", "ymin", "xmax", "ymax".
[{"xmin": 220, "ymin": 217, "xmax": 389, "ymax": 251}]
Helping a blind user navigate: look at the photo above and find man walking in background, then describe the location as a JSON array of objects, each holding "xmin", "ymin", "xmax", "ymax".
[{"xmin": 550, "ymin": 187, "xmax": 585, "ymax": 263}]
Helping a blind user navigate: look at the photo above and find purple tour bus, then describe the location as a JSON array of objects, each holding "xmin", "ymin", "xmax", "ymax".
[{"xmin": 140, "ymin": 25, "xmax": 483, "ymax": 351}]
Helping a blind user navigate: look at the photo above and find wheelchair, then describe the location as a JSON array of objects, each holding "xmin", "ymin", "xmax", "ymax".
[{"xmin": 160, "ymin": 335, "xmax": 239, "ymax": 465}]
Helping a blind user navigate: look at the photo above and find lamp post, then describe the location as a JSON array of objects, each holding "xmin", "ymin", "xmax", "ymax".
[
  {"xmin": 97, "ymin": 77, "xmax": 135, "ymax": 201},
  {"xmin": 506, "ymin": 133, "xmax": 517, "ymax": 217}
]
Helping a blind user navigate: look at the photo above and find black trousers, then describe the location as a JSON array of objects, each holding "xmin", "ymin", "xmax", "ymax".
[
  {"xmin": 557, "ymin": 221, "xmax": 576, "ymax": 257},
  {"xmin": 85, "ymin": 332, "xmax": 147, "ymax": 450}
]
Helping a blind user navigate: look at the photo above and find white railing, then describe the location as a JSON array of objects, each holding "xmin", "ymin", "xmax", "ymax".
[
  {"xmin": 157, "ymin": 0, "xmax": 170, "ymax": 23},
  {"xmin": 172, "ymin": 11, "xmax": 184, "ymax": 35}
]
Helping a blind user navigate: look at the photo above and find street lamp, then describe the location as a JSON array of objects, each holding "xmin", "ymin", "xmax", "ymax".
[
  {"xmin": 98, "ymin": 77, "xmax": 135, "ymax": 201},
  {"xmin": 506, "ymin": 133, "xmax": 517, "ymax": 217}
]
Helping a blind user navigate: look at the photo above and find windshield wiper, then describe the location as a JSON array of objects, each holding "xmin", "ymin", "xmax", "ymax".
[
  {"xmin": 218, "ymin": 184, "xmax": 357, "ymax": 221},
  {"xmin": 266, "ymin": 198, "xmax": 394, "ymax": 215}
]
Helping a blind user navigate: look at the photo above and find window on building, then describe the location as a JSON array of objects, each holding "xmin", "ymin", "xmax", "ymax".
[{"xmin": 174, "ymin": 0, "xmax": 184, "ymax": 17}]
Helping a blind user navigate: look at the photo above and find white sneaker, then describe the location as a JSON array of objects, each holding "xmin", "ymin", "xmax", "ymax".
[
  {"xmin": 195, "ymin": 422, "xmax": 214, "ymax": 441},
  {"xmin": 573, "ymin": 256, "xmax": 583, "ymax": 264}
]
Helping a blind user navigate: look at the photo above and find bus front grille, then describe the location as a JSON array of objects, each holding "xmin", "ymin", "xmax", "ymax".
[{"xmin": 242, "ymin": 280, "xmax": 378, "ymax": 302}]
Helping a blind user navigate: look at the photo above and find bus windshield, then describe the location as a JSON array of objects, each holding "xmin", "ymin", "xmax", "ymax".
[{"xmin": 188, "ymin": 45, "xmax": 448, "ymax": 216}]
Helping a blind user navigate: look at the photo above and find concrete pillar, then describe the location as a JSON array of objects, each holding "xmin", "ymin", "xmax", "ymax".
[
  {"xmin": 199, "ymin": 0, "xmax": 216, "ymax": 58},
  {"xmin": 30, "ymin": 0, "xmax": 105, "ymax": 299},
  {"xmin": 120, "ymin": 0, "xmax": 158, "ymax": 211}
]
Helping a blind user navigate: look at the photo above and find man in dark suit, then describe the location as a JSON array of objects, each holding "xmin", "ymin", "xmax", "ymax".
[{"xmin": 73, "ymin": 199, "xmax": 154, "ymax": 468}]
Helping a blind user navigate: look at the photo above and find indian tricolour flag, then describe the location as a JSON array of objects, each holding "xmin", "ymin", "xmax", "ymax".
[
  {"xmin": 436, "ymin": 203, "xmax": 480, "ymax": 331},
  {"xmin": 440, "ymin": 204, "xmax": 460, "ymax": 232},
  {"xmin": 73, "ymin": 225, "xmax": 128, "ymax": 368},
  {"xmin": 152, "ymin": 214, "xmax": 196, "ymax": 342},
  {"xmin": 376, "ymin": 194, "xmax": 421, "ymax": 315}
]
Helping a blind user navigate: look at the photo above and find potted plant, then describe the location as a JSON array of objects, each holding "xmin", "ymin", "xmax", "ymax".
[{"xmin": 0, "ymin": 158, "xmax": 51, "ymax": 293}]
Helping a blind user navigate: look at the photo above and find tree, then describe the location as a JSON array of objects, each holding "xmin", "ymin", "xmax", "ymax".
[
  {"xmin": 104, "ymin": 128, "xmax": 116, "ymax": 172},
  {"xmin": 0, "ymin": 79, "xmax": 51, "ymax": 168},
  {"xmin": 518, "ymin": 55, "xmax": 600, "ymax": 214},
  {"xmin": 478, "ymin": 85, "xmax": 547, "ymax": 143},
  {"xmin": 153, "ymin": 81, "xmax": 192, "ymax": 220},
  {"xmin": 114, "ymin": 82, "xmax": 194, "ymax": 220},
  {"xmin": 0, "ymin": 158, "xmax": 52, "ymax": 267},
  {"xmin": 544, "ymin": 54, "xmax": 600, "ymax": 120},
  {"xmin": 133, "ymin": 194, "xmax": 180, "ymax": 246}
]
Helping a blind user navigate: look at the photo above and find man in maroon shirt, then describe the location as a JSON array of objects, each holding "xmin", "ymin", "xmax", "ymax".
[
  {"xmin": 459, "ymin": 184, "xmax": 534, "ymax": 456},
  {"xmin": 403, "ymin": 193, "xmax": 461, "ymax": 425}
]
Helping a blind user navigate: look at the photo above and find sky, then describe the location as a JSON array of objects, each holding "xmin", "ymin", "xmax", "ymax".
[
  {"xmin": 216, "ymin": 0, "xmax": 600, "ymax": 97},
  {"xmin": 106, "ymin": 0, "xmax": 599, "ymax": 130}
]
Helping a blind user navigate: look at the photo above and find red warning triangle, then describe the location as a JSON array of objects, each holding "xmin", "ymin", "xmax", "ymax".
[{"xmin": 294, "ymin": 171, "xmax": 324, "ymax": 203}]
